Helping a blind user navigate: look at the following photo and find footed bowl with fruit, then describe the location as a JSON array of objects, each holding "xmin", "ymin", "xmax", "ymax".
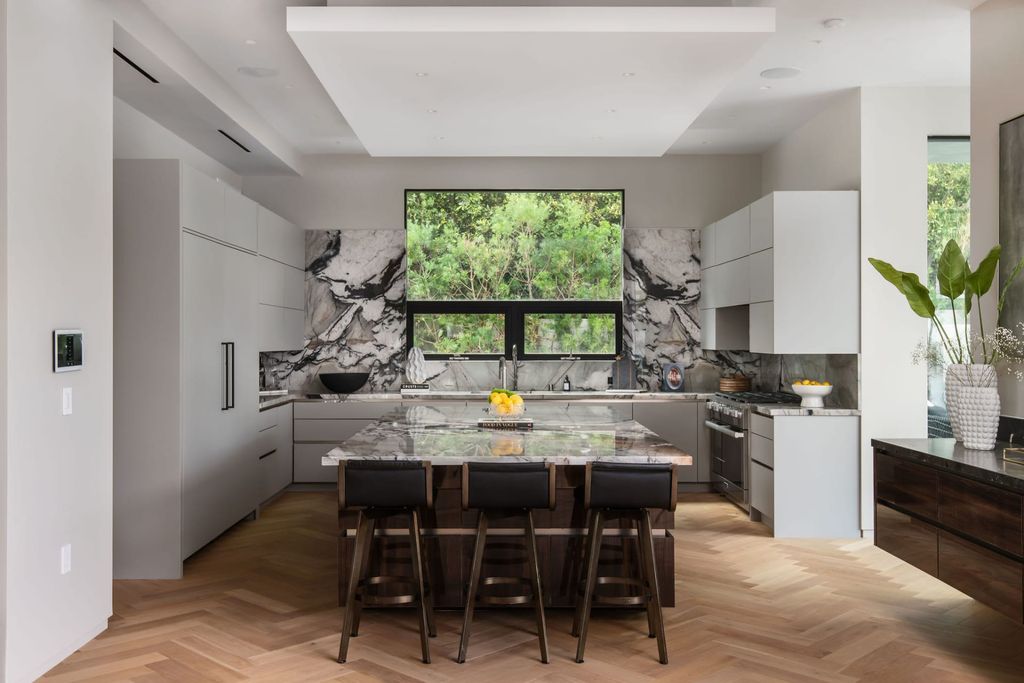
[
  {"xmin": 488, "ymin": 389, "xmax": 526, "ymax": 418},
  {"xmin": 791, "ymin": 380, "xmax": 833, "ymax": 408}
]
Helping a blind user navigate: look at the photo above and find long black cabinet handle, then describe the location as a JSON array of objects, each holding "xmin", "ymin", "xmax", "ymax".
[
  {"xmin": 221, "ymin": 342, "xmax": 231, "ymax": 411},
  {"xmin": 228, "ymin": 342, "xmax": 235, "ymax": 410}
]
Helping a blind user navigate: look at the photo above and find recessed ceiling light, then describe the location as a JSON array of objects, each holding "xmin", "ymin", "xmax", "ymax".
[
  {"xmin": 607, "ymin": 108, "xmax": 617, "ymax": 114},
  {"xmin": 284, "ymin": 84, "xmax": 294, "ymax": 90},
  {"xmin": 434, "ymin": 135, "xmax": 445, "ymax": 141},
  {"xmin": 244, "ymin": 39, "xmax": 257, "ymax": 46},
  {"xmin": 760, "ymin": 67, "xmax": 801, "ymax": 80},
  {"xmin": 622, "ymin": 72, "xmax": 636, "ymax": 78},
  {"xmin": 760, "ymin": 85, "xmax": 772, "ymax": 91},
  {"xmin": 237, "ymin": 66, "xmax": 278, "ymax": 78},
  {"xmin": 823, "ymin": 17, "xmax": 845, "ymax": 30},
  {"xmin": 811, "ymin": 39, "xmax": 824, "ymax": 45},
  {"xmin": 427, "ymin": 108, "xmax": 438, "ymax": 114},
  {"xmin": 415, "ymin": 72, "xmax": 429, "ymax": 77}
]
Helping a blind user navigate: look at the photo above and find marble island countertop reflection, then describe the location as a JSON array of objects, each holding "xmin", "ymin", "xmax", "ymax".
[
  {"xmin": 323, "ymin": 402, "xmax": 694, "ymax": 466},
  {"xmin": 259, "ymin": 389, "xmax": 712, "ymax": 410}
]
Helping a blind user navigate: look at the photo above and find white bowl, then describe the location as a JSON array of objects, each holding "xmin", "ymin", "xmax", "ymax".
[{"xmin": 791, "ymin": 383, "xmax": 833, "ymax": 408}]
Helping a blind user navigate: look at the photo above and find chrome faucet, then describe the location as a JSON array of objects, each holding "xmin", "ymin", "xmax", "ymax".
[
  {"xmin": 511, "ymin": 344, "xmax": 519, "ymax": 391},
  {"xmin": 499, "ymin": 355, "xmax": 507, "ymax": 390}
]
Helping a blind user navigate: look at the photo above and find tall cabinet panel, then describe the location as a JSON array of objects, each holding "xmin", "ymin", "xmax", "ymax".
[{"xmin": 115, "ymin": 159, "xmax": 279, "ymax": 579}]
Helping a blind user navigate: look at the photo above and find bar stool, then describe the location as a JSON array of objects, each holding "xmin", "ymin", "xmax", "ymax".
[
  {"xmin": 572, "ymin": 462, "xmax": 677, "ymax": 665},
  {"xmin": 337, "ymin": 460, "xmax": 436, "ymax": 664},
  {"xmin": 458, "ymin": 462, "xmax": 556, "ymax": 664}
]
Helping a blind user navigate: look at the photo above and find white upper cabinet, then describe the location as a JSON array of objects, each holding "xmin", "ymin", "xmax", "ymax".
[
  {"xmin": 224, "ymin": 188, "xmax": 259, "ymax": 252},
  {"xmin": 748, "ymin": 192, "xmax": 860, "ymax": 354},
  {"xmin": 180, "ymin": 165, "xmax": 226, "ymax": 241},
  {"xmin": 701, "ymin": 222, "xmax": 718, "ymax": 269},
  {"xmin": 749, "ymin": 194, "xmax": 773, "ymax": 253},
  {"xmin": 700, "ymin": 191, "xmax": 860, "ymax": 354},
  {"xmin": 258, "ymin": 208, "xmax": 305, "ymax": 270},
  {"xmin": 715, "ymin": 206, "xmax": 750, "ymax": 263}
]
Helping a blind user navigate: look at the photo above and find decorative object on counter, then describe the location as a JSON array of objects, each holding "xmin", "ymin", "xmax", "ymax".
[
  {"xmin": 661, "ymin": 363, "xmax": 685, "ymax": 392},
  {"xmin": 318, "ymin": 371, "xmax": 370, "ymax": 394},
  {"xmin": 790, "ymin": 379, "xmax": 833, "ymax": 408},
  {"xmin": 562, "ymin": 375, "xmax": 571, "ymax": 391},
  {"xmin": 488, "ymin": 389, "xmax": 526, "ymax": 417},
  {"xmin": 405, "ymin": 346, "xmax": 428, "ymax": 384},
  {"xmin": 870, "ymin": 239, "xmax": 1024, "ymax": 449},
  {"xmin": 1003, "ymin": 446, "xmax": 1024, "ymax": 465},
  {"xmin": 718, "ymin": 373, "xmax": 751, "ymax": 393}
]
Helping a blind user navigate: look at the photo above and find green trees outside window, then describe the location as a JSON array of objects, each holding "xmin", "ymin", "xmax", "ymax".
[{"xmin": 406, "ymin": 190, "xmax": 623, "ymax": 358}]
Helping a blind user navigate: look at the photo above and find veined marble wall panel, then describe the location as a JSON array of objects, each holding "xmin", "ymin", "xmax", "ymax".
[{"xmin": 261, "ymin": 228, "xmax": 850, "ymax": 401}]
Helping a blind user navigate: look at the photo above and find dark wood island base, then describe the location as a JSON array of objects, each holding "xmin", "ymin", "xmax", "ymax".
[
  {"xmin": 337, "ymin": 464, "xmax": 676, "ymax": 609},
  {"xmin": 873, "ymin": 439, "xmax": 1024, "ymax": 624}
]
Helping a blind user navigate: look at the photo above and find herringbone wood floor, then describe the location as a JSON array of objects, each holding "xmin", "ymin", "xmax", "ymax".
[{"xmin": 42, "ymin": 492, "xmax": 1024, "ymax": 682}]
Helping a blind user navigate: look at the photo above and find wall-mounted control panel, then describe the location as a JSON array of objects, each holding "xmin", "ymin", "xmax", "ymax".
[{"xmin": 53, "ymin": 329, "xmax": 83, "ymax": 373}]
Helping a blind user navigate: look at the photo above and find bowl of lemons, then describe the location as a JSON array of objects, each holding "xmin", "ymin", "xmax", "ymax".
[
  {"xmin": 791, "ymin": 379, "xmax": 833, "ymax": 408},
  {"xmin": 488, "ymin": 388, "xmax": 525, "ymax": 417}
]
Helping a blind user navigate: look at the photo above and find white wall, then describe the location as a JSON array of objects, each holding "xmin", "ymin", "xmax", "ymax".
[
  {"xmin": 761, "ymin": 86, "xmax": 969, "ymax": 533},
  {"xmin": 114, "ymin": 97, "xmax": 242, "ymax": 190},
  {"xmin": 761, "ymin": 89, "xmax": 862, "ymax": 194},
  {"xmin": 3, "ymin": 1, "xmax": 114, "ymax": 681},
  {"xmin": 971, "ymin": 0, "xmax": 1024, "ymax": 417},
  {"xmin": 859, "ymin": 86, "xmax": 969, "ymax": 531},
  {"xmin": 242, "ymin": 154, "xmax": 763, "ymax": 231}
]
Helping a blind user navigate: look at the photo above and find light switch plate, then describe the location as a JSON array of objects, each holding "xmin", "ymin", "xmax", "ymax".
[
  {"xmin": 61, "ymin": 387, "xmax": 73, "ymax": 416},
  {"xmin": 60, "ymin": 544, "xmax": 71, "ymax": 575}
]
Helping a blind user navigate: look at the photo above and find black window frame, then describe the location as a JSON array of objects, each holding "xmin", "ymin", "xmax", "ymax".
[
  {"xmin": 404, "ymin": 188, "xmax": 625, "ymax": 361},
  {"xmin": 407, "ymin": 300, "xmax": 623, "ymax": 361}
]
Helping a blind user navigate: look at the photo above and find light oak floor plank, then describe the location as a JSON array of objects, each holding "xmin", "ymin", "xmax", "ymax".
[{"xmin": 42, "ymin": 492, "xmax": 1024, "ymax": 682}]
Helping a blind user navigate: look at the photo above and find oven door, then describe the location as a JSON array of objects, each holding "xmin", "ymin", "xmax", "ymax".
[{"xmin": 707, "ymin": 419, "xmax": 747, "ymax": 506}]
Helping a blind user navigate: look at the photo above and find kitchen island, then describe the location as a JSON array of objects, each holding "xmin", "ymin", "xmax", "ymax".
[{"xmin": 324, "ymin": 402, "xmax": 692, "ymax": 608}]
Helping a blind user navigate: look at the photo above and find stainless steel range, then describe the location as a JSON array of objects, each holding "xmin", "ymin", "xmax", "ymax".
[{"xmin": 706, "ymin": 391, "xmax": 801, "ymax": 509}]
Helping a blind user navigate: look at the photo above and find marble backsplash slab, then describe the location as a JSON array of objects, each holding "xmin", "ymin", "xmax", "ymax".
[{"xmin": 260, "ymin": 227, "xmax": 858, "ymax": 407}]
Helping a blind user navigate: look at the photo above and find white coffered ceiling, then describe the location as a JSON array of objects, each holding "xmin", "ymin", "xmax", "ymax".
[{"xmin": 133, "ymin": 0, "xmax": 981, "ymax": 165}]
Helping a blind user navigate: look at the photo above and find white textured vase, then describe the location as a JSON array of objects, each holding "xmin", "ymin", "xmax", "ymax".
[
  {"xmin": 405, "ymin": 347, "xmax": 428, "ymax": 384},
  {"xmin": 945, "ymin": 364, "xmax": 997, "ymax": 442},
  {"xmin": 958, "ymin": 385, "xmax": 1000, "ymax": 450}
]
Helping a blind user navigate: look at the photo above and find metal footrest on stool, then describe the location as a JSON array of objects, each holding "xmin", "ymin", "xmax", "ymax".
[
  {"xmin": 359, "ymin": 575, "xmax": 419, "ymax": 606},
  {"xmin": 476, "ymin": 576, "xmax": 535, "ymax": 606},
  {"xmin": 587, "ymin": 576, "xmax": 649, "ymax": 607}
]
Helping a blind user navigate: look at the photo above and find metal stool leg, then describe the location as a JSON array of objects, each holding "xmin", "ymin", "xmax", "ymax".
[
  {"xmin": 524, "ymin": 510, "xmax": 549, "ymax": 664},
  {"xmin": 574, "ymin": 510, "xmax": 604, "ymax": 664},
  {"xmin": 338, "ymin": 511, "xmax": 371, "ymax": 663},
  {"xmin": 349, "ymin": 515, "xmax": 376, "ymax": 638},
  {"xmin": 638, "ymin": 509, "xmax": 668, "ymax": 664},
  {"xmin": 571, "ymin": 510, "xmax": 598, "ymax": 637},
  {"xmin": 408, "ymin": 508, "xmax": 432, "ymax": 663},
  {"xmin": 412, "ymin": 509, "xmax": 437, "ymax": 638},
  {"xmin": 457, "ymin": 510, "xmax": 488, "ymax": 663},
  {"xmin": 635, "ymin": 515, "xmax": 657, "ymax": 639}
]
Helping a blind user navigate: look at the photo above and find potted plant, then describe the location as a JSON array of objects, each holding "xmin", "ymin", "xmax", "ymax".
[{"xmin": 869, "ymin": 240, "xmax": 1024, "ymax": 450}]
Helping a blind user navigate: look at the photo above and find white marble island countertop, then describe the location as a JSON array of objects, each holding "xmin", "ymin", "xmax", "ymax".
[{"xmin": 323, "ymin": 402, "xmax": 694, "ymax": 466}]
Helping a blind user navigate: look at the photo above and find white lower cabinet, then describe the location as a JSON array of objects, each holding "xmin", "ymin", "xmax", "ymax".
[
  {"xmin": 747, "ymin": 414, "xmax": 860, "ymax": 538},
  {"xmin": 292, "ymin": 401, "xmax": 402, "ymax": 483},
  {"xmin": 258, "ymin": 403, "xmax": 293, "ymax": 502}
]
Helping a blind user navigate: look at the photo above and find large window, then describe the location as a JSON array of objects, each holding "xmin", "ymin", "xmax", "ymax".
[
  {"xmin": 926, "ymin": 137, "xmax": 970, "ymax": 427},
  {"xmin": 406, "ymin": 190, "xmax": 623, "ymax": 360}
]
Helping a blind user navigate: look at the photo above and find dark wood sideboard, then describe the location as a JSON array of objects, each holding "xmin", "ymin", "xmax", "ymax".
[{"xmin": 872, "ymin": 439, "xmax": 1024, "ymax": 624}]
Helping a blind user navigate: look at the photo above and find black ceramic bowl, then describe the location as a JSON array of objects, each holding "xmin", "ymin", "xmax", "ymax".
[{"xmin": 318, "ymin": 372, "xmax": 370, "ymax": 394}]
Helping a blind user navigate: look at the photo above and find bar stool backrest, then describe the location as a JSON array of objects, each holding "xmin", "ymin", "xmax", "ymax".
[
  {"xmin": 338, "ymin": 460, "xmax": 432, "ymax": 510},
  {"xmin": 585, "ymin": 462, "xmax": 677, "ymax": 511},
  {"xmin": 462, "ymin": 462, "xmax": 556, "ymax": 511}
]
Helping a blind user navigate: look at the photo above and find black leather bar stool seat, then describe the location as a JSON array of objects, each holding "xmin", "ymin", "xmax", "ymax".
[
  {"xmin": 458, "ymin": 462, "xmax": 555, "ymax": 664},
  {"xmin": 337, "ymin": 460, "xmax": 436, "ymax": 664},
  {"xmin": 572, "ymin": 462, "xmax": 677, "ymax": 665}
]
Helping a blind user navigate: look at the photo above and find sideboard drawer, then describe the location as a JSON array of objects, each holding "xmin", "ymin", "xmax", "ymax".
[
  {"xmin": 875, "ymin": 503, "xmax": 938, "ymax": 576},
  {"xmin": 874, "ymin": 451, "xmax": 939, "ymax": 520},
  {"xmin": 938, "ymin": 474, "xmax": 1023, "ymax": 557},
  {"xmin": 938, "ymin": 530, "xmax": 1023, "ymax": 623}
]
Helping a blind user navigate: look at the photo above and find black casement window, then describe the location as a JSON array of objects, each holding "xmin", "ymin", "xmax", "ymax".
[{"xmin": 406, "ymin": 190, "xmax": 624, "ymax": 361}]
